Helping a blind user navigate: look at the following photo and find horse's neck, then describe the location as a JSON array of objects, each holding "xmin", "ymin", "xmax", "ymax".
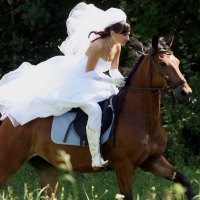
[
  {"xmin": 131, "ymin": 56, "xmax": 152, "ymax": 88},
  {"xmin": 125, "ymin": 90, "xmax": 161, "ymax": 120},
  {"xmin": 123, "ymin": 56, "xmax": 161, "ymax": 121}
]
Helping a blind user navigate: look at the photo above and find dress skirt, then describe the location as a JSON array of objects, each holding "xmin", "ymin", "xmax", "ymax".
[{"xmin": 0, "ymin": 55, "xmax": 118, "ymax": 126}]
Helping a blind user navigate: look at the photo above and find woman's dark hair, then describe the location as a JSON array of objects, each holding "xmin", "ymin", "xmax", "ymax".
[{"xmin": 88, "ymin": 21, "xmax": 131, "ymax": 42}]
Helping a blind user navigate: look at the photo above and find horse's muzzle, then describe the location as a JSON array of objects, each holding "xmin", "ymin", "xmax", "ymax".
[{"xmin": 172, "ymin": 83, "xmax": 192, "ymax": 104}]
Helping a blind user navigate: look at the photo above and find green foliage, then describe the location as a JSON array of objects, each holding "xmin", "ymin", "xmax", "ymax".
[
  {"xmin": 1, "ymin": 163, "xmax": 200, "ymax": 199},
  {"xmin": 0, "ymin": 0, "xmax": 81, "ymax": 73}
]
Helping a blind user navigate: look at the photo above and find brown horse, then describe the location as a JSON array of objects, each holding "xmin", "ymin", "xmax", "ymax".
[{"xmin": 0, "ymin": 36, "xmax": 195, "ymax": 200}]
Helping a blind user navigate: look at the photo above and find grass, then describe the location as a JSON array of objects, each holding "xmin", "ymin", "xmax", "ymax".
[{"xmin": 0, "ymin": 154, "xmax": 200, "ymax": 200}]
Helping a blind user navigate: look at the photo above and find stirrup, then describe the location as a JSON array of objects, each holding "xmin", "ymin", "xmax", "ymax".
[
  {"xmin": 93, "ymin": 166, "xmax": 101, "ymax": 171},
  {"xmin": 101, "ymin": 159, "xmax": 109, "ymax": 167},
  {"xmin": 92, "ymin": 159, "xmax": 109, "ymax": 171}
]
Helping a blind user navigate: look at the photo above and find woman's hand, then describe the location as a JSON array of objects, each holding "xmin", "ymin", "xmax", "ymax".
[
  {"xmin": 86, "ymin": 70, "xmax": 125, "ymax": 87},
  {"xmin": 112, "ymin": 77, "xmax": 126, "ymax": 87}
]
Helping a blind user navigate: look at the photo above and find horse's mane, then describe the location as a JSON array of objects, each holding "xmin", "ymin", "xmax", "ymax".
[
  {"xmin": 125, "ymin": 36, "xmax": 173, "ymax": 86},
  {"xmin": 125, "ymin": 55, "xmax": 144, "ymax": 86},
  {"xmin": 125, "ymin": 38, "xmax": 151, "ymax": 86}
]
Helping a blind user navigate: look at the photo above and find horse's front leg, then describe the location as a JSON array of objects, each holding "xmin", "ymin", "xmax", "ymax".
[
  {"xmin": 141, "ymin": 156, "xmax": 196, "ymax": 200},
  {"xmin": 29, "ymin": 157, "xmax": 59, "ymax": 199},
  {"xmin": 114, "ymin": 160, "xmax": 134, "ymax": 200}
]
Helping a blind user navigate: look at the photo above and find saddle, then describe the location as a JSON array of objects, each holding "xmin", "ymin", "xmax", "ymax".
[{"xmin": 62, "ymin": 97, "xmax": 114, "ymax": 146}]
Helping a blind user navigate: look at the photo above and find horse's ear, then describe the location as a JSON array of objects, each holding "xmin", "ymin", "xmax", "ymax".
[
  {"xmin": 152, "ymin": 35, "xmax": 159, "ymax": 49},
  {"xmin": 166, "ymin": 35, "xmax": 174, "ymax": 47}
]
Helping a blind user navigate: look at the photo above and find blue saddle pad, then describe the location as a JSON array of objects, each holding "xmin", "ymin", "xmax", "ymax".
[{"xmin": 51, "ymin": 104, "xmax": 114, "ymax": 147}]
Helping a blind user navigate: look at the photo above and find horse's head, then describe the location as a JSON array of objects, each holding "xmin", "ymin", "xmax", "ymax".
[{"xmin": 149, "ymin": 36, "xmax": 192, "ymax": 103}]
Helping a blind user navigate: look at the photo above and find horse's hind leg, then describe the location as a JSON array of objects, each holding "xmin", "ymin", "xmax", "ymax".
[
  {"xmin": 141, "ymin": 156, "xmax": 195, "ymax": 200},
  {"xmin": 29, "ymin": 156, "xmax": 59, "ymax": 199},
  {"xmin": 0, "ymin": 121, "xmax": 32, "ymax": 187}
]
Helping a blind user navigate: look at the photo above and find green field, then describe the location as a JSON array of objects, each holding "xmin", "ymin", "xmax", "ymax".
[{"xmin": 1, "ymin": 163, "xmax": 200, "ymax": 200}]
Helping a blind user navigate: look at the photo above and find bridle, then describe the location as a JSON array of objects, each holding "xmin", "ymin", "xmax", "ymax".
[
  {"xmin": 124, "ymin": 50, "xmax": 186, "ymax": 92},
  {"xmin": 152, "ymin": 50, "xmax": 186, "ymax": 90}
]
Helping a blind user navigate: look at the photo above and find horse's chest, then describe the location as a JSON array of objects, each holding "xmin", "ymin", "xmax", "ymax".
[
  {"xmin": 148, "ymin": 133, "xmax": 167, "ymax": 156},
  {"xmin": 147, "ymin": 124, "xmax": 167, "ymax": 154},
  {"xmin": 140, "ymin": 132, "xmax": 167, "ymax": 158},
  {"xmin": 150, "ymin": 141, "xmax": 165, "ymax": 155}
]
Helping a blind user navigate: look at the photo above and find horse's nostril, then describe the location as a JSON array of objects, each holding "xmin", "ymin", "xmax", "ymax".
[
  {"xmin": 180, "ymin": 90, "xmax": 187, "ymax": 97},
  {"xmin": 188, "ymin": 92, "xmax": 192, "ymax": 97}
]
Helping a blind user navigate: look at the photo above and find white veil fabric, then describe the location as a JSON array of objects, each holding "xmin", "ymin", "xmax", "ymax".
[{"xmin": 59, "ymin": 2, "xmax": 127, "ymax": 60}]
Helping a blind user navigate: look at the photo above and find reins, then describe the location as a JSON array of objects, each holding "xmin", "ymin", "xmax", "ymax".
[{"xmin": 124, "ymin": 86, "xmax": 164, "ymax": 91}]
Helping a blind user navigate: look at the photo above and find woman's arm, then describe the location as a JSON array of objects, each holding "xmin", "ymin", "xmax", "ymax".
[
  {"xmin": 85, "ymin": 41, "xmax": 125, "ymax": 87},
  {"xmin": 111, "ymin": 44, "xmax": 121, "ymax": 69},
  {"xmin": 85, "ymin": 41, "xmax": 102, "ymax": 72},
  {"xmin": 109, "ymin": 44, "xmax": 124, "ymax": 79}
]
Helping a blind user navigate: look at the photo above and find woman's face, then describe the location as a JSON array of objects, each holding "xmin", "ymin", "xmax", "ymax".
[{"xmin": 113, "ymin": 31, "xmax": 130, "ymax": 46}]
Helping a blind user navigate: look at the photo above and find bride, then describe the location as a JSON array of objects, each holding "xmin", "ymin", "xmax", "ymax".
[{"xmin": 0, "ymin": 2, "xmax": 131, "ymax": 170}]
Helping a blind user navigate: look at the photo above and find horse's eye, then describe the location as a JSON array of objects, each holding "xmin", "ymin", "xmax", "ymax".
[{"xmin": 160, "ymin": 62, "xmax": 166, "ymax": 67}]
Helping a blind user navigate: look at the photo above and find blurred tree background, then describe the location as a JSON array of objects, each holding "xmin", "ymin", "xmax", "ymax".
[{"xmin": 0, "ymin": 0, "xmax": 199, "ymax": 166}]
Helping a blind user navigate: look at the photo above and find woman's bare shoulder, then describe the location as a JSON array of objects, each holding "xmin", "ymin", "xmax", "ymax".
[
  {"xmin": 86, "ymin": 39, "xmax": 104, "ymax": 56},
  {"xmin": 90, "ymin": 39, "xmax": 104, "ymax": 51}
]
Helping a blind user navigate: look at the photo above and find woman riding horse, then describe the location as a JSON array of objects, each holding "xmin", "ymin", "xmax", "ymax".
[
  {"xmin": 0, "ymin": 35, "xmax": 195, "ymax": 200},
  {"xmin": 0, "ymin": 2, "xmax": 195, "ymax": 200},
  {"xmin": 0, "ymin": 2, "xmax": 130, "ymax": 170}
]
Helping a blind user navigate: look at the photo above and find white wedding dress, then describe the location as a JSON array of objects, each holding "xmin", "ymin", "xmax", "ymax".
[
  {"xmin": 0, "ymin": 55, "xmax": 118, "ymax": 126},
  {"xmin": 0, "ymin": 2, "xmax": 127, "ymax": 127}
]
